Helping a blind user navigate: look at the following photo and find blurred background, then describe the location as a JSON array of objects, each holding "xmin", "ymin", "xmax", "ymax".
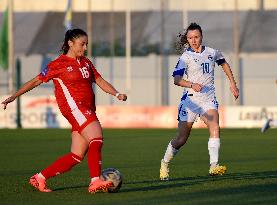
[{"xmin": 0, "ymin": 0, "xmax": 276, "ymax": 129}]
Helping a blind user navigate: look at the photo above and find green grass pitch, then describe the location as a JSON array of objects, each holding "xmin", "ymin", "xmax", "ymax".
[{"xmin": 0, "ymin": 128, "xmax": 276, "ymax": 205}]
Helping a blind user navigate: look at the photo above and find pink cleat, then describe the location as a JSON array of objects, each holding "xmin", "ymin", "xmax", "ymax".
[
  {"xmin": 88, "ymin": 178, "xmax": 113, "ymax": 193},
  {"xmin": 29, "ymin": 173, "xmax": 52, "ymax": 192}
]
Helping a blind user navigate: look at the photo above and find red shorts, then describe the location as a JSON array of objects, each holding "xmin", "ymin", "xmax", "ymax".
[{"xmin": 63, "ymin": 107, "xmax": 98, "ymax": 133}]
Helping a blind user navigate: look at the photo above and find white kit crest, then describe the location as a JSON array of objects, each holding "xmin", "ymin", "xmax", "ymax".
[{"xmin": 66, "ymin": 66, "xmax": 73, "ymax": 72}]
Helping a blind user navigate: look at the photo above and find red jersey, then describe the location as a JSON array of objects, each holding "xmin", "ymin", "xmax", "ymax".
[{"xmin": 38, "ymin": 54, "xmax": 101, "ymax": 116}]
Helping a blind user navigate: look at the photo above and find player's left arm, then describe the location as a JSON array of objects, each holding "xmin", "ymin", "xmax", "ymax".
[
  {"xmin": 221, "ymin": 62, "xmax": 239, "ymax": 99},
  {"xmin": 95, "ymin": 76, "xmax": 127, "ymax": 101}
]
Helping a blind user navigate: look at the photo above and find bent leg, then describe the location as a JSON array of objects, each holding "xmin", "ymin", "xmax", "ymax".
[
  {"xmin": 80, "ymin": 120, "xmax": 114, "ymax": 193},
  {"xmin": 40, "ymin": 152, "xmax": 83, "ymax": 179},
  {"xmin": 172, "ymin": 121, "xmax": 194, "ymax": 149},
  {"xmin": 201, "ymin": 109, "xmax": 226, "ymax": 175},
  {"xmin": 81, "ymin": 120, "xmax": 103, "ymax": 179},
  {"xmin": 30, "ymin": 131, "xmax": 86, "ymax": 192},
  {"xmin": 71, "ymin": 131, "xmax": 89, "ymax": 158},
  {"xmin": 40, "ymin": 131, "xmax": 86, "ymax": 180},
  {"xmin": 201, "ymin": 109, "xmax": 220, "ymax": 166},
  {"xmin": 160, "ymin": 121, "xmax": 193, "ymax": 180},
  {"xmin": 201, "ymin": 109, "xmax": 219, "ymax": 138},
  {"xmin": 163, "ymin": 121, "xmax": 193, "ymax": 163}
]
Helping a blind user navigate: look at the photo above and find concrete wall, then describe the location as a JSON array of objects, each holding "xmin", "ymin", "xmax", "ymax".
[{"xmin": 0, "ymin": 53, "xmax": 276, "ymax": 106}]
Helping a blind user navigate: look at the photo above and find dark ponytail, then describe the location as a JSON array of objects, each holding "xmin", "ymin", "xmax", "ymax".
[
  {"xmin": 61, "ymin": 28, "xmax": 88, "ymax": 54},
  {"xmin": 176, "ymin": 22, "xmax": 202, "ymax": 53}
]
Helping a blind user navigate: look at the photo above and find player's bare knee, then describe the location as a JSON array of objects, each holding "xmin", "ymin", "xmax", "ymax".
[
  {"xmin": 209, "ymin": 124, "xmax": 220, "ymax": 137},
  {"xmin": 86, "ymin": 135, "xmax": 103, "ymax": 144}
]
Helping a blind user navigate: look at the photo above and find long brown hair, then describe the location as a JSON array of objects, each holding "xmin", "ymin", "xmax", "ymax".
[
  {"xmin": 61, "ymin": 28, "xmax": 88, "ymax": 54},
  {"xmin": 176, "ymin": 23, "xmax": 202, "ymax": 53}
]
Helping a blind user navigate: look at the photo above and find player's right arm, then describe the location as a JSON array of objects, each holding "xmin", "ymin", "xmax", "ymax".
[
  {"xmin": 174, "ymin": 75, "xmax": 202, "ymax": 92},
  {"xmin": 1, "ymin": 76, "xmax": 42, "ymax": 110},
  {"xmin": 172, "ymin": 56, "xmax": 202, "ymax": 92}
]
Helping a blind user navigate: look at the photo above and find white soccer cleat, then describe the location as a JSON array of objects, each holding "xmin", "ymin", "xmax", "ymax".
[
  {"xmin": 209, "ymin": 164, "xmax": 227, "ymax": 176},
  {"xmin": 261, "ymin": 119, "xmax": 272, "ymax": 133},
  {"xmin": 160, "ymin": 159, "xmax": 169, "ymax": 181}
]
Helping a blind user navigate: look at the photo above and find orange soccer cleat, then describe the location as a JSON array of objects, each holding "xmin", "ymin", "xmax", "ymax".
[
  {"xmin": 88, "ymin": 178, "xmax": 113, "ymax": 193},
  {"xmin": 29, "ymin": 173, "xmax": 52, "ymax": 192}
]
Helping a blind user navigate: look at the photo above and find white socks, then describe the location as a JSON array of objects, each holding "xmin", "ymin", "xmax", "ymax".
[
  {"xmin": 163, "ymin": 141, "xmax": 179, "ymax": 163},
  {"xmin": 163, "ymin": 138, "xmax": 221, "ymax": 166},
  {"xmin": 208, "ymin": 138, "xmax": 220, "ymax": 166}
]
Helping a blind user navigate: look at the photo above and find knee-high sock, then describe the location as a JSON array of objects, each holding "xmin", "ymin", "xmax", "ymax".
[
  {"xmin": 208, "ymin": 138, "xmax": 220, "ymax": 166},
  {"xmin": 41, "ymin": 152, "xmax": 82, "ymax": 180},
  {"xmin": 162, "ymin": 140, "xmax": 179, "ymax": 163},
  {"xmin": 87, "ymin": 137, "xmax": 103, "ymax": 178}
]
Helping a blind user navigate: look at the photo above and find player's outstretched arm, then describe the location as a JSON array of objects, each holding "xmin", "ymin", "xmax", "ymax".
[
  {"xmin": 221, "ymin": 62, "xmax": 239, "ymax": 100},
  {"xmin": 1, "ymin": 76, "xmax": 43, "ymax": 110},
  {"xmin": 95, "ymin": 77, "xmax": 127, "ymax": 101}
]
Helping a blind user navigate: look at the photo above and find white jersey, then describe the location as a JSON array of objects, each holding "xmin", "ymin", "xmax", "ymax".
[{"xmin": 173, "ymin": 46, "xmax": 226, "ymax": 101}]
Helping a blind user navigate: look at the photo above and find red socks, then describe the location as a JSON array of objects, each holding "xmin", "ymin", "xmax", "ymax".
[
  {"xmin": 40, "ymin": 137, "xmax": 103, "ymax": 180},
  {"xmin": 87, "ymin": 137, "xmax": 103, "ymax": 178},
  {"xmin": 41, "ymin": 152, "xmax": 82, "ymax": 179}
]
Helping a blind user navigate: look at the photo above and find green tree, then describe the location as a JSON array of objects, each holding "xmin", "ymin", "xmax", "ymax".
[{"xmin": 0, "ymin": 8, "xmax": 8, "ymax": 70}]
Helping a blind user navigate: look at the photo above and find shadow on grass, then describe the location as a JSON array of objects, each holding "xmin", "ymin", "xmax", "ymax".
[
  {"xmin": 120, "ymin": 170, "xmax": 277, "ymax": 193},
  {"xmin": 51, "ymin": 170, "xmax": 277, "ymax": 192},
  {"xmin": 52, "ymin": 184, "xmax": 87, "ymax": 191}
]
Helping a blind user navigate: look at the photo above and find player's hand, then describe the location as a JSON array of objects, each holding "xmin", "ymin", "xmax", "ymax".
[
  {"xmin": 230, "ymin": 83, "xmax": 239, "ymax": 100},
  {"xmin": 117, "ymin": 94, "xmax": 127, "ymax": 101},
  {"xmin": 1, "ymin": 96, "xmax": 16, "ymax": 110},
  {"xmin": 191, "ymin": 83, "xmax": 203, "ymax": 92}
]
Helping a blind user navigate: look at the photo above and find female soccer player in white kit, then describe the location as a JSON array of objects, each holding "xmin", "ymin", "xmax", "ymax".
[
  {"xmin": 261, "ymin": 79, "xmax": 277, "ymax": 133},
  {"xmin": 160, "ymin": 23, "xmax": 239, "ymax": 180}
]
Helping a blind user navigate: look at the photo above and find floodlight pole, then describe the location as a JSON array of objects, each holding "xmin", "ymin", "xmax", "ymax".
[
  {"xmin": 125, "ymin": 2, "xmax": 131, "ymax": 104},
  {"xmin": 182, "ymin": 0, "xmax": 188, "ymax": 29},
  {"xmin": 232, "ymin": 0, "xmax": 241, "ymax": 105},
  {"xmin": 16, "ymin": 58, "xmax": 22, "ymax": 128},
  {"xmin": 109, "ymin": 0, "xmax": 115, "ymax": 104},
  {"xmin": 8, "ymin": 0, "xmax": 14, "ymax": 94},
  {"xmin": 87, "ymin": 0, "xmax": 92, "ymax": 59},
  {"xmin": 257, "ymin": 0, "xmax": 264, "ymax": 10},
  {"xmin": 160, "ymin": 0, "xmax": 169, "ymax": 105}
]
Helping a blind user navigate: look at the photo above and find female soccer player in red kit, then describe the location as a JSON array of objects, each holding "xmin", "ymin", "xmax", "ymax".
[{"xmin": 1, "ymin": 28, "xmax": 127, "ymax": 193}]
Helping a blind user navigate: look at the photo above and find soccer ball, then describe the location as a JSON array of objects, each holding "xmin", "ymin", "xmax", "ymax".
[{"xmin": 100, "ymin": 168, "xmax": 123, "ymax": 193}]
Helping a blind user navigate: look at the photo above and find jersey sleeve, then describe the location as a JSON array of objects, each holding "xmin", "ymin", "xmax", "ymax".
[
  {"xmin": 86, "ymin": 59, "xmax": 101, "ymax": 81},
  {"xmin": 172, "ymin": 55, "xmax": 187, "ymax": 77},
  {"xmin": 91, "ymin": 64, "xmax": 101, "ymax": 80},
  {"xmin": 214, "ymin": 49, "xmax": 226, "ymax": 66},
  {"xmin": 38, "ymin": 61, "xmax": 63, "ymax": 83}
]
